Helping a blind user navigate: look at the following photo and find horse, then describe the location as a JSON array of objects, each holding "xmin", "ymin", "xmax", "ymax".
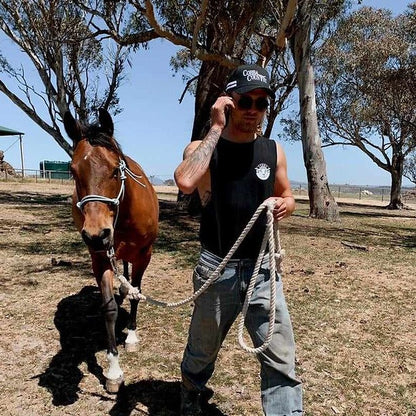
[{"xmin": 63, "ymin": 109, "xmax": 159, "ymax": 393}]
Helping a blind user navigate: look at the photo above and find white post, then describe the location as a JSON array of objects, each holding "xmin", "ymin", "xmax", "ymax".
[{"xmin": 19, "ymin": 134, "xmax": 25, "ymax": 178}]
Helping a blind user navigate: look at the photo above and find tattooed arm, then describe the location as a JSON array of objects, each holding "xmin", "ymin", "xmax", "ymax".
[{"xmin": 174, "ymin": 95, "xmax": 234, "ymax": 194}]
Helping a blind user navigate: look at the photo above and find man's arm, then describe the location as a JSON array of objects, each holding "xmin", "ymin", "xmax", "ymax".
[
  {"xmin": 174, "ymin": 95, "xmax": 234, "ymax": 194},
  {"xmin": 271, "ymin": 142, "xmax": 296, "ymax": 221},
  {"xmin": 174, "ymin": 127, "xmax": 221, "ymax": 194}
]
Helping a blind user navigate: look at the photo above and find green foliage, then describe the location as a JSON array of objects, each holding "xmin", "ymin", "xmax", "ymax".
[
  {"xmin": 404, "ymin": 151, "xmax": 416, "ymax": 185},
  {"xmin": 316, "ymin": 6, "xmax": 416, "ymax": 152},
  {"xmin": 314, "ymin": 5, "xmax": 416, "ymax": 207}
]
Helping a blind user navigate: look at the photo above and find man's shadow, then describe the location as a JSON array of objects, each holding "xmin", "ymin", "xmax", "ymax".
[
  {"xmin": 111, "ymin": 380, "xmax": 226, "ymax": 416},
  {"xmin": 37, "ymin": 285, "xmax": 129, "ymax": 405}
]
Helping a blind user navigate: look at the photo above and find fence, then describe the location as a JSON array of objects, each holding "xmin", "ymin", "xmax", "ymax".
[
  {"xmin": 292, "ymin": 183, "xmax": 395, "ymax": 203},
  {"xmin": 1, "ymin": 168, "xmax": 415, "ymax": 204},
  {"xmin": 0, "ymin": 168, "xmax": 74, "ymax": 185}
]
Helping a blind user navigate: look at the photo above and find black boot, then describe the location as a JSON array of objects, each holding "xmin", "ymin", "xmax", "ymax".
[{"xmin": 180, "ymin": 384, "xmax": 202, "ymax": 416}]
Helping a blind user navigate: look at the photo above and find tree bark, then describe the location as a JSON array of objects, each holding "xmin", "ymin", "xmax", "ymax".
[
  {"xmin": 388, "ymin": 159, "xmax": 404, "ymax": 209},
  {"xmin": 291, "ymin": 0, "xmax": 339, "ymax": 221},
  {"xmin": 191, "ymin": 61, "xmax": 230, "ymax": 141}
]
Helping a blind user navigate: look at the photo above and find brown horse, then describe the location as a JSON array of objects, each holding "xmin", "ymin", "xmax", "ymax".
[{"xmin": 64, "ymin": 109, "xmax": 158, "ymax": 392}]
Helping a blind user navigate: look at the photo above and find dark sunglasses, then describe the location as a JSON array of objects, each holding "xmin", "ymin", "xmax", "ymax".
[{"xmin": 237, "ymin": 95, "xmax": 269, "ymax": 111}]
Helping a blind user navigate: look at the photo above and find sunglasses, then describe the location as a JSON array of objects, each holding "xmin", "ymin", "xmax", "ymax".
[{"xmin": 237, "ymin": 95, "xmax": 269, "ymax": 111}]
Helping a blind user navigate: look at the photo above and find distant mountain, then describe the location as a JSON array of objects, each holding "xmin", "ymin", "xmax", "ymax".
[{"xmin": 149, "ymin": 176, "xmax": 166, "ymax": 185}]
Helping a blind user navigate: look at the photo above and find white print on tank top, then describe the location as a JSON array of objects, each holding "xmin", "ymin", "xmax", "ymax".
[{"xmin": 255, "ymin": 163, "xmax": 271, "ymax": 180}]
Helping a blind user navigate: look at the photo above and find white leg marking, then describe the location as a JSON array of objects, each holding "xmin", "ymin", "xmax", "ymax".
[
  {"xmin": 125, "ymin": 329, "xmax": 139, "ymax": 345},
  {"xmin": 106, "ymin": 352, "xmax": 123, "ymax": 380}
]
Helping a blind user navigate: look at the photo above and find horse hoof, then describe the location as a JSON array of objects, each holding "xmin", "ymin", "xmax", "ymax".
[
  {"xmin": 125, "ymin": 342, "xmax": 138, "ymax": 353},
  {"xmin": 105, "ymin": 376, "xmax": 124, "ymax": 394}
]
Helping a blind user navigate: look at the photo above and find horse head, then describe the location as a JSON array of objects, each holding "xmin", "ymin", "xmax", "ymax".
[{"xmin": 64, "ymin": 109, "xmax": 125, "ymax": 252}]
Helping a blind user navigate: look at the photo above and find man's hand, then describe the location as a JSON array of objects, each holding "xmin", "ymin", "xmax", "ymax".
[
  {"xmin": 210, "ymin": 95, "xmax": 235, "ymax": 130},
  {"xmin": 265, "ymin": 196, "xmax": 294, "ymax": 221}
]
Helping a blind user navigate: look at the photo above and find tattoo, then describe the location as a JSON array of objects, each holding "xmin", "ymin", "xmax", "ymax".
[
  {"xmin": 176, "ymin": 127, "xmax": 221, "ymax": 181},
  {"xmin": 200, "ymin": 190, "xmax": 211, "ymax": 207}
]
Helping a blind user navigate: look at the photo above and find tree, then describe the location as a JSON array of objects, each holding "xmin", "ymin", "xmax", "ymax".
[
  {"xmin": 315, "ymin": 6, "xmax": 416, "ymax": 209},
  {"xmin": 144, "ymin": 0, "xmax": 343, "ymax": 220},
  {"xmin": 82, "ymin": 1, "xmax": 345, "ymax": 220},
  {"xmin": 85, "ymin": 0, "xmax": 298, "ymax": 140},
  {"xmin": 0, "ymin": 0, "xmax": 128, "ymax": 157},
  {"xmin": 290, "ymin": 0, "xmax": 342, "ymax": 220}
]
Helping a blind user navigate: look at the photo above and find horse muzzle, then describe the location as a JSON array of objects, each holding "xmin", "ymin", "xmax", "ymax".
[{"xmin": 81, "ymin": 227, "xmax": 114, "ymax": 251}]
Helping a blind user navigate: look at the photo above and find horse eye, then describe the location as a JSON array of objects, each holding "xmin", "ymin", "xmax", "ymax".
[{"xmin": 112, "ymin": 168, "xmax": 119, "ymax": 178}]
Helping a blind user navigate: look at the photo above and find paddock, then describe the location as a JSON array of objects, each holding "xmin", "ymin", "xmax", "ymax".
[{"xmin": 0, "ymin": 181, "xmax": 415, "ymax": 415}]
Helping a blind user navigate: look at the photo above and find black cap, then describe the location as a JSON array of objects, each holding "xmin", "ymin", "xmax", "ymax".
[{"xmin": 225, "ymin": 64, "xmax": 275, "ymax": 98}]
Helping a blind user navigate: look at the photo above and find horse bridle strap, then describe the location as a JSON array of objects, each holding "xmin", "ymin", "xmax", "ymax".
[{"xmin": 76, "ymin": 159, "xmax": 146, "ymax": 212}]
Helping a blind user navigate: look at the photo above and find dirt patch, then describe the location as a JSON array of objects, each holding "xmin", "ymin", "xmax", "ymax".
[{"xmin": 0, "ymin": 181, "xmax": 415, "ymax": 415}]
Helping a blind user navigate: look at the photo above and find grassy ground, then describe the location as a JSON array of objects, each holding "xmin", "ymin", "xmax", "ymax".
[{"xmin": 0, "ymin": 181, "xmax": 415, "ymax": 415}]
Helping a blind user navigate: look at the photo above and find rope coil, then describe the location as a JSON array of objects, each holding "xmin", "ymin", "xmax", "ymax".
[{"xmin": 110, "ymin": 198, "xmax": 284, "ymax": 354}]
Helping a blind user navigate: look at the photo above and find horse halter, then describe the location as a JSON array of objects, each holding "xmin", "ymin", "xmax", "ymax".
[{"xmin": 76, "ymin": 159, "xmax": 146, "ymax": 224}]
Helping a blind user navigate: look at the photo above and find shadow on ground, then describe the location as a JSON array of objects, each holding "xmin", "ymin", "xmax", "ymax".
[
  {"xmin": 34, "ymin": 285, "xmax": 227, "ymax": 415},
  {"xmin": 110, "ymin": 379, "xmax": 226, "ymax": 416},
  {"xmin": 36, "ymin": 285, "xmax": 129, "ymax": 406},
  {"xmin": 0, "ymin": 190, "xmax": 70, "ymax": 205}
]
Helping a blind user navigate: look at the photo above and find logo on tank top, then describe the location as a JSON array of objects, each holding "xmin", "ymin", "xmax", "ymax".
[{"xmin": 255, "ymin": 163, "xmax": 271, "ymax": 180}]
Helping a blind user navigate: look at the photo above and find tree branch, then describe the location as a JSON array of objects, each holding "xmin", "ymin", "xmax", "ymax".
[
  {"xmin": 275, "ymin": 0, "xmax": 298, "ymax": 50},
  {"xmin": 0, "ymin": 79, "xmax": 72, "ymax": 155},
  {"xmin": 191, "ymin": 0, "xmax": 209, "ymax": 57},
  {"xmin": 178, "ymin": 75, "xmax": 199, "ymax": 104},
  {"xmin": 143, "ymin": 0, "xmax": 240, "ymax": 67}
]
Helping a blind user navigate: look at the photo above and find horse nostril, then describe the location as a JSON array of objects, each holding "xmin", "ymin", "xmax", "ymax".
[
  {"xmin": 81, "ymin": 229, "xmax": 93, "ymax": 245},
  {"xmin": 81, "ymin": 228, "xmax": 112, "ymax": 250},
  {"xmin": 100, "ymin": 228, "xmax": 112, "ymax": 243}
]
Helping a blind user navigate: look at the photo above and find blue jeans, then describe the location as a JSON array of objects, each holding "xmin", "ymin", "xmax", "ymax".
[{"xmin": 181, "ymin": 249, "xmax": 303, "ymax": 415}]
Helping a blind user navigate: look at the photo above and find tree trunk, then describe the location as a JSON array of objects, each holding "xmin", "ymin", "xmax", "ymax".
[
  {"xmin": 387, "ymin": 161, "xmax": 404, "ymax": 209},
  {"xmin": 291, "ymin": 0, "xmax": 339, "ymax": 221},
  {"xmin": 191, "ymin": 61, "xmax": 230, "ymax": 141}
]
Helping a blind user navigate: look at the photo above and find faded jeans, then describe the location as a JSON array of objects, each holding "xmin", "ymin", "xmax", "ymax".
[{"xmin": 181, "ymin": 249, "xmax": 303, "ymax": 415}]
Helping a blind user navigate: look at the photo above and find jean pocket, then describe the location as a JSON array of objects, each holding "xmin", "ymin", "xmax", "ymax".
[{"xmin": 194, "ymin": 263, "xmax": 223, "ymax": 288}]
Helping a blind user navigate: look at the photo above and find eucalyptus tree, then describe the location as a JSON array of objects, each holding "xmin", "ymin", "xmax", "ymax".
[
  {"xmin": 83, "ymin": 0, "xmax": 347, "ymax": 220},
  {"xmin": 80, "ymin": 0, "xmax": 298, "ymax": 139},
  {"xmin": 315, "ymin": 5, "xmax": 416, "ymax": 209},
  {"xmin": 0, "ymin": 0, "xmax": 129, "ymax": 156},
  {"xmin": 288, "ymin": 0, "xmax": 356, "ymax": 220}
]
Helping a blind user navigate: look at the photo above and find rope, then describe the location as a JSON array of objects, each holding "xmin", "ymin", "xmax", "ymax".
[{"xmin": 111, "ymin": 198, "xmax": 285, "ymax": 354}]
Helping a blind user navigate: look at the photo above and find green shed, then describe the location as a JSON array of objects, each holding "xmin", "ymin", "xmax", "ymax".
[{"xmin": 40, "ymin": 160, "xmax": 71, "ymax": 179}]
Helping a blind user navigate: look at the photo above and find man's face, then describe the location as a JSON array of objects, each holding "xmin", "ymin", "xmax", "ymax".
[{"xmin": 230, "ymin": 89, "xmax": 269, "ymax": 134}]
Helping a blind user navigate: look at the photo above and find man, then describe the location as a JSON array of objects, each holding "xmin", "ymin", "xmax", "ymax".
[{"xmin": 174, "ymin": 64, "xmax": 303, "ymax": 415}]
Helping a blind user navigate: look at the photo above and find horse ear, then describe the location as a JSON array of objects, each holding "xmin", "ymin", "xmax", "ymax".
[
  {"xmin": 98, "ymin": 108, "xmax": 114, "ymax": 136},
  {"xmin": 63, "ymin": 111, "xmax": 82, "ymax": 144}
]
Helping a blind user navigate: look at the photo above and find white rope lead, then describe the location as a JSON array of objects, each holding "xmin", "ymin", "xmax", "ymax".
[{"xmin": 113, "ymin": 198, "xmax": 285, "ymax": 354}]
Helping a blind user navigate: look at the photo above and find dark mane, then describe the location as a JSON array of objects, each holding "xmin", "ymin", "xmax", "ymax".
[{"xmin": 81, "ymin": 122, "xmax": 124, "ymax": 158}]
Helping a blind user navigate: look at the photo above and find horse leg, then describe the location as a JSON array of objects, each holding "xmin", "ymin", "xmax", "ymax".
[
  {"xmin": 119, "ymin": 260, "xmax": 131, "ymax": 301},
  {"xmin": 97, "ymin": 266, "xmax": 124, "ymax": 393},
  {"xmin": 125, "ymin": 248, "xmax": 152, "ymax": 352}
]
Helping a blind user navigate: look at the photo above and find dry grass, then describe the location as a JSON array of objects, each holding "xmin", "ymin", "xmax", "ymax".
[{"xmin": 0, "ymin": 181, "xmax": 415, "ymax": 416}]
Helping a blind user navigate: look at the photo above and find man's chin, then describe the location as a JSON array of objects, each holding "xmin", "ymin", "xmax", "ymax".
[{"xmin": 239, "ymin": 123, "xmax": 258, "ymax": 133}]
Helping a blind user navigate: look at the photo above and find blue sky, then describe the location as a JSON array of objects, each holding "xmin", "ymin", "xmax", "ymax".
[{"xmin": 0, "ymin": 0, "xmax": 412, "ymax": 186}]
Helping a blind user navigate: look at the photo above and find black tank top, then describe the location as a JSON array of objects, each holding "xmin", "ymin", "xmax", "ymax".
[{"xmin": 200, "ymin": 136, "xmax": 277, "ymax": 259}]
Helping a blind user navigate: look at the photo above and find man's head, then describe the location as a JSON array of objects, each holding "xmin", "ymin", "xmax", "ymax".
[{"xmin": 225, "ymin": 64, "xmax": 275, "ymax": 99}]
